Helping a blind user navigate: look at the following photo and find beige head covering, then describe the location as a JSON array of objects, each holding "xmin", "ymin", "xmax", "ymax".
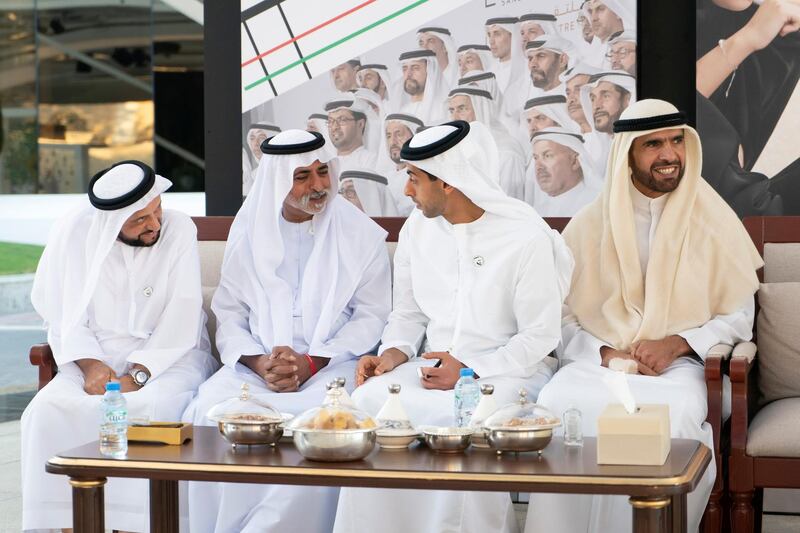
[{"xmin": 563, "ymin": 99, "xmax": 763, "ymax": 350}]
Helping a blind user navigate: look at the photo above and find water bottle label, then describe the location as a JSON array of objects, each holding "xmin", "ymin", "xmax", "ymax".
[{"xmin": 105, "ymin": 410, "xmax": 127, "ymax": 424}]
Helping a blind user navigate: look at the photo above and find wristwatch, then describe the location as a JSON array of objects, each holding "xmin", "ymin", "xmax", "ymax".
[{"xmin": 129, "ymin": 367, "xmax": 150, "ymax": 387}]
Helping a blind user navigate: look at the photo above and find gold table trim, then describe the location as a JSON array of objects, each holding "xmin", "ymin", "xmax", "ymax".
[{"xmin": 49, "ymin": 444, "xmax": 710, "ymax": 489}]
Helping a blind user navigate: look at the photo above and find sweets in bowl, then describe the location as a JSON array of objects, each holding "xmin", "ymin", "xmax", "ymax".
[
  {"xmin": 206, "ymin": 383, "xmax": 285, "ymax": 448},
  {"xmin": 483, "ymin": 390, "xmax": 561, "ymax": 454},
  {"xmin": 289, "ymin": 385, "xmax": 377, "ymax": 461}
]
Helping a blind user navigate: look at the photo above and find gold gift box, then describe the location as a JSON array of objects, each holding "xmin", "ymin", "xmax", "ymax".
[
  {"xmin": 596, "ymin": 404, "xmax": 670, "ymax": 466},
  {"xmin": 127, "ymin": 422, "xmax": 193, "ymax": 445}
]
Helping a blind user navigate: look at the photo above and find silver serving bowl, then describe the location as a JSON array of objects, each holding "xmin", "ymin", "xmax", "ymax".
[
  {"xmin": 420, "ymin": 426, "xmax": 473, "ymax": 454},
  {"xmin": 486, "ymin": 427, "xmax": 555, "ymax": 454},
  {"xmin": 217, "ymin": 418, "xmax": 284, "ymax": 448},
  {"xmin": 292, "ymin": 428, "xmax": 376, "ymax": 462}
]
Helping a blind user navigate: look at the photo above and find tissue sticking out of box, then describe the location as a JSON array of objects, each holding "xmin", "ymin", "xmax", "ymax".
[
  {"xmin": 603, "ymin": 369, "xmax": 637, "ymax": 414},
  {"xmin": 608, "ymin": 357, "xmax": 639, "ymax": 374}
]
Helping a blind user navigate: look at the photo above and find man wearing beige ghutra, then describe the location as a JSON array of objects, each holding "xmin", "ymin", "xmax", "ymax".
[{"xmin": 525, "ymin": 99, "xmax": 763, "ymax": 533}]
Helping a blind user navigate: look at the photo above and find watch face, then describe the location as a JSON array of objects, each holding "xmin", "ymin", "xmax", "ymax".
[{"xmin": 134, "ymin": 370, "xmax": 148, "ymax": 384}]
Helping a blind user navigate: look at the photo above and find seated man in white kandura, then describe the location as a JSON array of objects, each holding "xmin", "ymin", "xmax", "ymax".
[
  {"xmin": 525, "ymin": 99, "xmax": 763, "ymax": 533},
  {"xmin": 21, "ymin": 160, "xmax": 217, "ymax": 532},
  {"xmin": 184, "ymin": 130, "xmax": 391, "ymax": 532},
  {"xmin": 334, "ymin": 120, "xmax": 574, "ymax": 533}
]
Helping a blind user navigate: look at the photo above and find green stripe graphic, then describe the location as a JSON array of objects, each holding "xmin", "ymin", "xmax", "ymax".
[{"xmin": 245, "ymin": 0, "xmax": 428, "ymax": 91}]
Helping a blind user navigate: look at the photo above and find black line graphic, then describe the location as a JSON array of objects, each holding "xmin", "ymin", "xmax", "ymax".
[
  {"xmin": 242, "ymin": 19, "xmax": 278, "ymax": 96},
  {"xmin": 277, "ymin": 2, "xmax": 313, "ymax": 80}
]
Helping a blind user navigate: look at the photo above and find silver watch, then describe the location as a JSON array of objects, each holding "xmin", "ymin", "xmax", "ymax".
[{"xmin": 129, "ymin": 368, "xmax": 150, "ymax": 386}]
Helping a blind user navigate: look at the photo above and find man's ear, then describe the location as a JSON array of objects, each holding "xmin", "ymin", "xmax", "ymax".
[{"xmin": 571, "ymin": 153, "xmax": 581, "ymax": 172}]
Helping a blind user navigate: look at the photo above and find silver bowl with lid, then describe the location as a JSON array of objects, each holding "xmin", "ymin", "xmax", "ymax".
[
  {"xmin": 289, "ymin": 384, "xmax": 377, "ymax": 461},
  {"xmin": 217, "ymin": 416, "xmax": 285, "ymax": 447},
  {"xmin": 207, "ymin": 383, "xmax": 287, "ymax": 448},
  {"xmin": 484, "ymin": 390, "xmax": 561, "ymax": 455}
]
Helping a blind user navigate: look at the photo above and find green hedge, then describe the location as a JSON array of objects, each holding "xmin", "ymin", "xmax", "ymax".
[{"xmin": 0, "ymin": 242, "xmax": 44, "ymax": 275}]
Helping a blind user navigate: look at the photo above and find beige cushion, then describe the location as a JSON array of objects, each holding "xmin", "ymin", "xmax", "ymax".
[
  {"xmin": 386, "ymin": 241, "xmax": 397, "ymax": 278},
  {"xmin": 746, "ymin": 398, "xmax": 800, "ymax": 457},
  {"xmin": 764, "ymin": 243, "xmax": 800, "ymax": 283},
  {"xmin": 202, "ymin": 286, "xmax": 219, "ymax": 362},
  {"xmin": 198, "ymin": 241, "xmax": 226, "ymax": 363},
  {"xmin": 198, "ymin": 241, "xmax": 226, "ymax": 288},
  {"xmin": 756, "ymin": 282, "xmax": 800, "ymax": 405}
]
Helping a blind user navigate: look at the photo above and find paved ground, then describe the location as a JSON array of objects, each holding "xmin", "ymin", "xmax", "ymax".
[{"xmin": 0, "ymin": 311, "xmax": 45, "ymax": 394}]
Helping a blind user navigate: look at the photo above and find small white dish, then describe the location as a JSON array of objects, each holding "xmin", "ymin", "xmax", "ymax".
[{"xmin": 376, "ymin": 428, "xmax": 420, "ymax": 450}]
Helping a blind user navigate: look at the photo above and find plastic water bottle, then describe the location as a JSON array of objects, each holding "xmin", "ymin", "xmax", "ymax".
[
  {"xmin": 454, "ymin": 368, "xmax": 480, "ymax": 427},
  {"xmin": 100, "ymin": 381, "xmax": 128, "ymax": 459}
]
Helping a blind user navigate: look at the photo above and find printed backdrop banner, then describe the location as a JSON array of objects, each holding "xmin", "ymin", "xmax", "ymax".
[
  {"xmin": 241, "ymin": 0, "xmax": 638, "ymax": 218},
  {"xmin": 696, "ymin": 0, "xmax": 800, "ymax": 216}
]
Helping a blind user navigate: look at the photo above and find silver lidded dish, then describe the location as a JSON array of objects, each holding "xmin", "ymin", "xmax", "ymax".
[
  {"xmin": 206, "ymin": 383, "xmax": 285, "ymax": 448},
  {"xmin": 419, "ymin": 426, "xmax": 473, "ymax": 454},
  {"xmin": 375, "ymin": 384, "xmax": 419, "ymax": 450},
  {"xmin": 483, "ymin": 389, "xmax": 561, "ymax": 455},
  {"xmin": 289, "ymin": 383, "xmax": 377, "ymax": 462}
]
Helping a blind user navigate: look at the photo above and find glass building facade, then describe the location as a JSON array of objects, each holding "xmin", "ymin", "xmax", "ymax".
[{"xmin": 0, "ymin": 0, "xmax": 204, "ymax": 195}]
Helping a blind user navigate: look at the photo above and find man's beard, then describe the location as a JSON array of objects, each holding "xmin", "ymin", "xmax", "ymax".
[
  {"xmin": 366, "ymin": 78, "xmax": 383, "ymax": 94},
  {"xmin": 389, "ymin": 144, "xmax": 402, "ymax": 164},
  {"xmin": 287, "ymin": 190, "xmax": 329, "ymax": 215},
  {"xmin": 530, "ymin": 65, "xmax": 555, "ymax": 89},
  {"xmin": 631, "ymin": 161, "xmax": 685, "ymax": 194},
  {"xmin": 118, "ymin": 230, "xmax": 160, "ymax": 247},
  {"xmin": 330, "ymin": 132, "xmax": 346, "ymax": 148},
  {"xmin": 593, "ymin": 109, "xmax": 616, "ymax": 133},
  {"xmin": 404, "ymin": 79, "xmax": 423, "ymax": 96}
]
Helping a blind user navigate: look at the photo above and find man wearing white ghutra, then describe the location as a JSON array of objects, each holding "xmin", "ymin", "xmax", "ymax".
[
  {"xmin": 185, "ymin": 130, "xmax": 391, "ymax": 532},
  {"xmin": 22, "ymin": 160, "xmax": 217, "ymax": 532},
  {"xmin": 334, "ymin": 121, "xmax": 574, "ymax": 533}
]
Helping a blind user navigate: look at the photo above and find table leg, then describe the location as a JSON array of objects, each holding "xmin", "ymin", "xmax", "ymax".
[
  {"xmin": 150, "ymin": 479, "xmax": 179, "ymax": 533},
  {"xmin": 670, "ymin": 493, "xmax": 687, "ymax": 533},
  {"xmin": 630, "ymin": 495, "xmax": 671, "ymax": 533},
  {"xmin": 69, "ymin": 477, "xmax": 106, "ymax": 533}
]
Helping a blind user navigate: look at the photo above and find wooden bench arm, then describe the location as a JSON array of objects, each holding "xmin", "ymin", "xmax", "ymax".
[
  {"xmin": 730, "ymin": 342, "xmax": 757, "ymax": 454},
  {"xmin": 703, "ymin": 343, "xmax": 734, "ymax": 531},
  {"xmin": 29, "ymin": 343, "xmax": 57, "ymax": 390}
]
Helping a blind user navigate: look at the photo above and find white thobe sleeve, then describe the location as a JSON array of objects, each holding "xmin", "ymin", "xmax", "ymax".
[
  {"xmin": 469, "ymin": 236, "xmax": 562, "ymax": 379},
  {"xmin": 378, "ymin": 229, "xmax": 429, "ymax": 359},
  {"xmin": 56, "ymin": 318, "xmax": 105, "ymax": 366},
  {"xmin": 678, "ymin": 298, "xmax": 755, "ymax": 360},
  {"xmin": 126, "ymin": 228, "xmax": 207, "ymax": 380},
  {"xmin": 559, "ymin": 309, "xmax": 607, "ymax": 366},
  {"xmin": 310, "ymin": 243, "xmax": 392, "ymax": 362},
  {"xmin": 213, "ymin": 278, "xmax": 268, "ymax": 369},
  {"xmin": 559, "ymin": 299, "xmax": 756, "ymax": 366}
]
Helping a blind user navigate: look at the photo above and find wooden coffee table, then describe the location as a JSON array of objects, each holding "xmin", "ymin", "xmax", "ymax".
[{"xmin": 46, "ymin": 426, "xmax": 710, "ymax": 533}]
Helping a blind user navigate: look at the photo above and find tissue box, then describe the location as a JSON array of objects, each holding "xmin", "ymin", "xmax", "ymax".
[
  {"xmin": 127, "ymin": 422, "xmax": 193, "ymax": 445},
  {"xmin": 597, "ymin": 404, "xmax": 670, "ymax": 465}
]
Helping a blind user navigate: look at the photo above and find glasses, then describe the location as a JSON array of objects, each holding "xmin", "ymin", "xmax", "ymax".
[
  {"xmin": 605, "ymin": 47, "xmax": 635, "ymax": 60},
  {"xmin": 327, "ymin": 117, "xmax": 356, "ymax": 128}
]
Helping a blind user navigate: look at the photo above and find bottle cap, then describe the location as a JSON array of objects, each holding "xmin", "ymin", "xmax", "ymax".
[
  {"xmin": 106, "ymin": 381, "xmax": 121, "ymax": 391},
  {"xmin": 459, "ymin": 368, "xmax": 474, "ymax": 378}
]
